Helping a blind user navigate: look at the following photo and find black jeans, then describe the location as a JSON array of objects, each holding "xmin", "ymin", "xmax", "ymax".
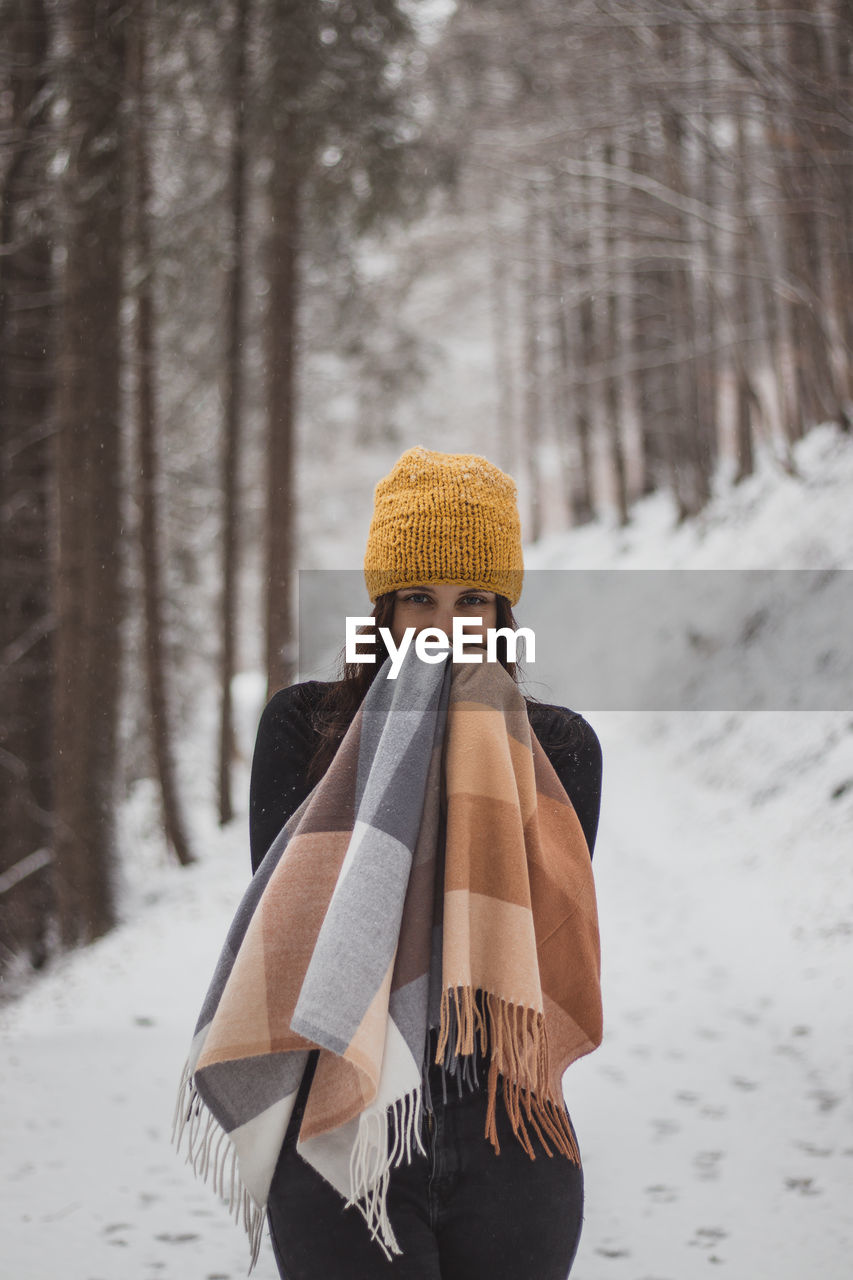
[{"xmin": 266, "ymin": 1058, "xmax": 584, "ymax": 1280}]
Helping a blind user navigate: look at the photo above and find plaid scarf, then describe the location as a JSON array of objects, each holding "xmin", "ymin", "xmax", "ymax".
[{"xmin": 173, "ymin": 646, "xmax": 602, "ymax": 1269}]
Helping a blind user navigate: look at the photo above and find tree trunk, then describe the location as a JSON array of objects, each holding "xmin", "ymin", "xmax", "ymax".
[
  {"xmin": 602, "ymin": 141, "xmax": 629, "ymax": 526},
  {"xmin": 826, "ymin": 0, "xmax": 853, "ymax": 406},
  {"xmin": 658, "ymin": 26, "xmax": 712, "ymax": 518},
  {"xmin": 487, "ymin": 190, "xmax": 517, "ymax": 478},
  {"xmin": 218, "ymin": 0, "xmax": 250, "ymax": 824},
  {"xmin": 265, "ymin": 132, "xmax": 300, "ymax": 696},
  {"xmin": 838, "ymin": 1, "xmax": 853, "ymax": 388},
  {"xmin": 692, "ymin": 36, "xmax": 720, "ymax": 488},
  {"xmin": 52, "ymin": 0, "xmax": 127, "ymax": 947},
  {"xmin": 751, "ymin": 113, "xmax": 797, "ymax": 460},
  {"xmin": 0, "ymin": 0, "xmax": 54, "ymax": 970},
  {"xmin": 547, "ymin": 188, "xmax": 582, "ymax": 527},
  {"xmin": 130, "ymin": 0, "xmax": 194, "ymax": 866},
  {"xmin": 780, "ymin": 2, "xmax": 846, "ymax": 433},
  {"xmin": 731, "ymin": 113, "xmax": 757, "ymax": 482},
  {"xmin": 563, "ymin": 165, "xmax": 595, "ymax": 524},
  {"xmin": 629, "ymin": 128, "xmax": 669, "ymax": 500},
  {"xmin": 521, "ymin": 184, "xmax": 544, "ymax": 542}
]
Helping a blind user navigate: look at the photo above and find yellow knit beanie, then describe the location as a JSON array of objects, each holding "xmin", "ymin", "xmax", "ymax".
[{"xmin": 363, "ymin": 445, "xmax": 524, "ymax": 605}]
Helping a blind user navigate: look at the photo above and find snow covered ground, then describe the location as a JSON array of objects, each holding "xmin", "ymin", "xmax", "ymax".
[{"xmin": 2, "ymin": 423, "xmax": 852, "ymax": 1279}]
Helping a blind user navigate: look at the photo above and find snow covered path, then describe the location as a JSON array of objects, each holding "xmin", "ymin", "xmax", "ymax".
[
  {"xmin": 3, "ymin": 709, "xmax": 851, "ymax": 1280},
  {"xmin": 568, "ymin": 711, "xmax": 853, "ymax": 1279}
]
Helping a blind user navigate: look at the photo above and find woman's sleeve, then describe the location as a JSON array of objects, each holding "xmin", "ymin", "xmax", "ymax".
[
  {"xmin": 248, "ymin": 685, "xmax": 319, "ymax": 874},
  {"xmin": 535, "ymin": 708, "xmax": 603, "ymax": 859}
]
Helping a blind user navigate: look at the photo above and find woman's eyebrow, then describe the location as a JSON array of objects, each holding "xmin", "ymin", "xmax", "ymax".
[{"xmin": 397, "ymin": 586, "xmax": 494, "ymax": 596}]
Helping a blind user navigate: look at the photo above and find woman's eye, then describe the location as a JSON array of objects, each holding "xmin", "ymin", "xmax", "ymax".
[{"xmin": 401, "ymin": 593, "xmax": 488, "ymax": 606}]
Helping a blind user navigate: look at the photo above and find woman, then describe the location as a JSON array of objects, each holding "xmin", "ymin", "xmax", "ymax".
[{"xmin": 248, "ymin": 446, "xmax": 603, "ymax": 1280}]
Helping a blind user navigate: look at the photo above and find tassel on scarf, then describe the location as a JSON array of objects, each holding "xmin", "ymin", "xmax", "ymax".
[
  {"xmin": 436, "ymin": 985, "xmax": 582, "ymax": 1166},
  {"xmin": 344, "ymin": 1085, "xmax": 426, "ymax": 1259},
  {"xmin": 172, "ymin": 1058, "xmax": 266, "ymax": 1273}
]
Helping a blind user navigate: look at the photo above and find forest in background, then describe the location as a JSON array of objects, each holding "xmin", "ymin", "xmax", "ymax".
[{"xmin": 1, "ymin": 0, "xmax": 850, "ymax": 975}]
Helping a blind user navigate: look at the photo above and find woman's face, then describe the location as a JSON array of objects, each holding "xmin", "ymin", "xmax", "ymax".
[{"xmin": 390, "ymin": 582, "xmax": 498, "ymax": 651}]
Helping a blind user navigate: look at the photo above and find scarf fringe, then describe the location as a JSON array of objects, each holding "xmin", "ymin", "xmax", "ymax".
[
  {"xmin": 173, "ymin": 1058, "xmax": 429, "ymax": 1269},
  {"xmin": 171, "ymin": 1057, "xmax": 265, "ymax": 1274},
  {"xmin": 436, "ymin": 986, "xmax": 581, "ymax": 1166},
  {"xmin": 171, "ymin": 991, "xmax": 580, "ymax": 1276},
  {"xmin": 345, "ymin": 1083, "xmax": 427, "ymax": 1260}
]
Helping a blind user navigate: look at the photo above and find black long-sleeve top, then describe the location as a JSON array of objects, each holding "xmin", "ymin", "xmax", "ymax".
[{"xmin": 248, "ymin": 679, "xmax": 603, "ymax": 874}]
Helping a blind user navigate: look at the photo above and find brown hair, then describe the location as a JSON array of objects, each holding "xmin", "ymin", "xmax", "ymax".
[{"xmin": 305, "ymin": 590, "xmax": 537, "ymax": 786}]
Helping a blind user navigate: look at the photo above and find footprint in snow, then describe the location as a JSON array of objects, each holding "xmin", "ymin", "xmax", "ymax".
[
  {"xmin": 690, "ymin": 1225, "xmax": 728, "ymax": 1250},
  {"xmin": 785, "ymin": 1176, "xmax": 820, "ymax": 1196},
  {"xmin": 595, "ymin": 1244, "xmax": 631, "ymax": 1259},
  {"xmin": 730, "ymin": 1075, "xmax": 759, "ymax": 1091},
  {"xmin": 808, "ymin": 1088, "xmax": 841, "ymax": 1112},
  {"xmin": 600, "ymin": 1064, "xmax": 627, "ymax": 1083},
  {"xmin": 795, "ymin": 1140, "xmax": 833, "ymax": 1157},
  {"xmin": 645, "ymin": 1183, "xmax": 678, "ymax": 1204},
  {"xmin": 694, "ymin": 1150, "xmax": 724, "ymax": 1180}
]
